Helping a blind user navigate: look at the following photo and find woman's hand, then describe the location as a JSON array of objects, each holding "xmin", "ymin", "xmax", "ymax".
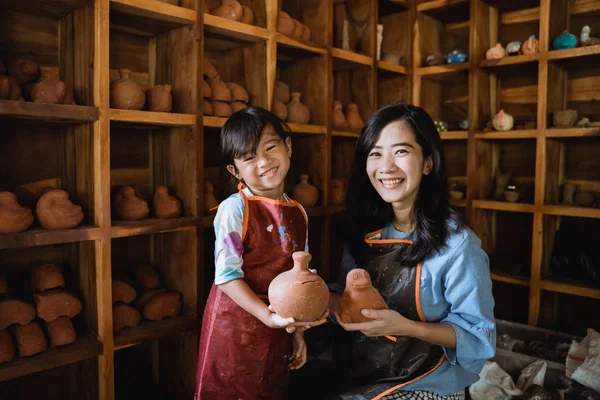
[
  {"xmin": 267, "ymin": 305, "xmax": 329, "ymax": 333},
  {"xmin": 265, "ymin": 310, "xmax": 296, "ymax": 329},
  {"xmin": 334, "ymin": 309, "xmax": 415, "ymax": 337},
  {"xmin": 289, "ymin": 330, "xmax": 307, "ymax": 370}
]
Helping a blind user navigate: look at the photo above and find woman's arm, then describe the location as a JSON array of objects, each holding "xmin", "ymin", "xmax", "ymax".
[{"xmin": 408, "ymin": 320, "xmax": 456, "ymax": 348}]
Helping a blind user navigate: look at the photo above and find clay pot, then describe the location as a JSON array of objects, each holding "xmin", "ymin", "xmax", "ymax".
[
  {"xmin": 212, "ymin": 100, "xmax": 232, "ymax": 117},
  {"xmin": 134, "ymin": 288, "xmax": 166, "ymax": 311},
  {"xmin": 209, "ymin": 75, "xmax": 231, "ymax": 102},
  {"xmin": 292, "ymin": 174, "xmax": 319, "ymax": 207},
  {"xmin": 8, "ymin": 59, "xmax": 40, "ymax": 86},
  {"xmin": 202, "ymin": 80, "xmax": 212, "ymax": 99},
  {"xmin": 146, "ymin": 84, "xmax": 172, "ymax": 112},
  {"xmin": 522, "ymin": 35, "xmax": 539, "ymax": 55},
  {"xmin": 203, "ymin": 99, "xmax": 213, "ymax": 115},
  {"xmin": 301, "ymin": 24, "xmax": 311, "ymax": 42},
  {"xmin": 562, "ymin": 183, "xmax": 576, "ymax": 205},
  {"xmin": 113, "ymin": 303, "xmax": 141, "ymax": 333},
  {"xmin": 34, "ymin": 289, "xmax": 82, "ymax": 322},
  {"xmin": 575, "ymin": 191, "xmax": 595, "ymax": 207},
  {"xmin": 0, "ymin": 298, "xmax": 36, "ymax": 330},
  {"xmin": 202, "ymin": 59, "xmax": 218, "ymax": 80},
  {"xmin": 492, "ymin": 109, "xmax": 514, "ymax": 131},
  {"xmin": 142, "ymin": 291, "xmax": 182, "ymax": 321},
  {"xmin": 227, "ymin": 82, "xmax": 249, "ymax": 103},
  {"xmin": 277, "ymin": 11, "xmax": 295, "ymax": 36},
  {"xmin": 268, "ymin": 251, "xmax": 329, "ymax": 322},
  {"xmin": 46, "ymin": 317, "xmax": 76, "ymax": 347},
  {"xmin": 231, "ymin": 101, "xmax": 246, "ymax": 113},
  {"xmin": 31, "ymin": 79, "xmax": 68, "ymax": 104},
  {"xmin": 331, "ymin": 179, "xmax": 346, "ymax": 205},
  {"xmin": 133, "ymin": 264, "xmax": 161, "ymax": 290},
  {"xmin": 291, "ymin": 19, "xmax": 304, "ymax": 40},
  {"xmin": 0, "ymin": 75, "xmax": 22, "ymax": 100},
  {"xmin": 339, "ymin": 268, "xmax": 388, "ymax": 323},
  {"xmin": 273, "ymin": 100, "xmax": 288, "ymax": 121},
  {"xmin": 36, "ymin": 189, "xmax": 84, "ymax": 230},
  {"xmin": 241, "ymin": 6, "xmax": 254, "ymax": 25},
  {"xmin": 204, "ymin": 181, "xmax": 219, "ymax": 214},
  {"xmin": 274, "ymin": 80, "xmax": 290, "ymax": 103},
  {"xmin": 13, "ymin": 321, "xmax": 47, "ymax": 357},
  {"xmin": 114, "ymin": 186, "xmax": 149, "ymax": 221},
  {"xmin": 0, "ymin": 191, "xmax": 34, "ymax": 234},
  {"xmin": 287, "ymin": 92, "xmax": 310, "ymax": 124},
  {"xmin": 553, "ymin": 110, "xmax": 578, "ymax": 128},
  {"xmin": 31, "ymin": 264, "xmax": 65, "ymax": 292},
  {"xmin": 211, "ymin": 0, "xmax": 243, "ymax": 22},
  {"xmin": 332, "ymin": 101, "xmax": 349, "ymax": 130},
  {"xmin": 110, "ymin": 69, "xmax": 145, "ymax": 110},
  {"xmin": 112, "ymin": 280, "xmax": 137, "ymax": 304},
  {"xmin": 346, "ymin": 103, "xmax": 364, "ymax": 132},
  {"xmin": 485, "ymin": 43, "xmax": 506, "ymax": 60},
  {"xmin": 153, "ymin": 186, "xmax": 182, "ymax": 218},
  {"xmin": 0, "ymin": 330, "xmax": 16, "ymax": 363}
]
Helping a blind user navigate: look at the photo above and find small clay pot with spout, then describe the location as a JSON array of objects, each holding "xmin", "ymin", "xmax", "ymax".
[
  {"xmin": 331, "ymin": 179, "xmax": 346, "ymax": 205},
  {"xmin": 346, "ymin": 103, "xmax": 364, "ymax": 132},
  {"xmin": 522, "ymin": 35, "xmax": 539, "ymax": 55},
  {"xmin": 153, "ymin": 185, "xmax": 182, "ymax": 218},
  {"xmin": 339, "ymin": 268, "xmax": 388, "ymax": 324},
  {"xmin": 31, "ymin": 79, "xmax": 70, "ymax": 104},
  {"xmin": 277, "ymin": 11, "xmax": 295, "ymax": 36},
  {"xmin": 204, "ymin": 180, "xmax": 219, "ymax": 214},
  {"xmin": 211, "ymin": 0, "xmax": 243, "ymax": 21},
  {"xmin": 0, "ymin": 191, "xmax": 34, "ymax": 234},
  {"xmin": 0, "ymin": 75, "xmax": 22, "ymax": 100},
  {"xmin": 287, "ymin": 92, "xmax": 310, "ymax": 124},
  {"xmin": 274, "ymin": 80, "xmax": 290, "ymax": 103},
  {"xmin": 268, "ymin": 251, "xmax": 329, "ymax": 322},
  {"xmin": 332, "ymin": 101, "xmax": 349, "ymax": 130},
  {"xmin": 146, "ymin": 84, "xmax": 172, "ymax": 112},
  {"xmin": 292, "ymin": 174, "xmax": 319, "ymax": 207},
  {"xmin": 209, "ymin": 75, "xmax": 232, "ymax": 102},
  {"xmin": 227, "ymin": 82, "xmax": 249, "ymax": 103},
  {"xmin": 110, "ymin": 69, "xmax": 146, "ymax": 110},
  {"xmin": 114, "ymin": 186, "xmax": 149, "ymax": 221},
  {"xmin": 8, "ymin": 59, "xmax": 40, "ymax": 86},
  {"xmin": 36, "ymin": 189, "xmax": 84, "ymax": 230}
]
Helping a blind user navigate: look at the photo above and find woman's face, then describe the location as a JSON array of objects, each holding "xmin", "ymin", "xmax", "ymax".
[{"xmin": 366, "ymin": 119, "xmax": 432, "ymax": 209}]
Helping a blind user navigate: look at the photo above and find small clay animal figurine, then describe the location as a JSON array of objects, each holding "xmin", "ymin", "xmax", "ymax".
[
  {"xmin": 36, "ymin": 189, "xmax": 84, "ymax": 230},
  {"xmin": 292, "ymin": 174, "xmax": 319, "ymax": 207},
  {"xmin": 110, "ymin": 69, "xmax": 146, "ymax": 110},
  {"xmin": 492, "ymin": 109, "xmax": 514, "ymax": 131},
  {"xmin": 553, "ymin": 31, "xmax": 577, "ymax": 50},
  {"xmin": 8, "ymin": 59, "xmax": 40, "ymax": 86},
  {"xmin": 113, "ymin": 186, "xmax": 150, "ymax": 221},
  {"xmin": 506, "ymin": 41, "xmax": 522, "ymax": 56},
  {"xmin": 46, "ymin": 317, "xmax": 76, "ymax": 347},
  {"xmin": 0, "ymin": 191, "xmax": 34, "ymax": 234},
  {"xmin": 153, "ymin": 186, "xmax": 182, "ymax": 218},
  {"xmin": 486, "ymin": 43, "xmax": 506, "ymax": 60},
  {"xmin": 425, "ymin": 53, "xmax": 444, "ymax": 66},
  {"xmin": 522, "ymin": 35, "xmax": 539, "ymax": 55},
  {"xmin": 331, "ymin": 179, "xmax": 346, "ymax": 205},
  {"xmin": 286, "ymin": 92, "xmax": 310, "ymax": 124},
  {"xmin": 445, "ymin": 49, "xmax": 467, "ymax": 64},
  {"xmin": 0, "ymin": 75, "xmax": 22, "ymax": 100},
  {"xmin": 339, "ymin": 268, "xmax": 388, "ymax": 324},
  {"xmin": 332, "ymin": 101, "xmax": 349, "ymax": 130},
  {"xmin": 580, "ymin": 26, "xmax": 600, "ymax": 46},
  {"xmin": 146, "ymin": 84, "xmax": 172, "ymax": 112},
  {"xmin": 31, "ymin": 264, "xmax": 65, "ymax": 292},
  {"xmin": 434, "ymin": 120, "xmax": 448, "ymax": 132},
  {"xmin": 113, "ymin": 303, "xmax": 142, "ymax": 333},
  {"xmin": 268, "ymin": 251, "xmax": 329, "ymax": 322},
  {"xmin": 211, "ymin": 0, "xmax": 243, "ymax": 21},
  {"xmin": 277, "ymin": 11, "xmax": 295, "ymax": 37},
  {"xmin": 0, "ymin": 330, "xmax": 16, "ymax": 363}
]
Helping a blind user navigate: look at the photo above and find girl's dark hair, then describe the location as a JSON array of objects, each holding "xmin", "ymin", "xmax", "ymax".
[
  {"xmin": 220, "ymin": 107, "xmax": 290, "ymax": 165},
  {"xmin": 342, "ymin": 103, "xmax": 465, "ymax": 266}
]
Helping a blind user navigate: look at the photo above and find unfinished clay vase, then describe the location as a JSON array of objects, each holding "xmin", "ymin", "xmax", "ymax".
[
  {"xmin": 36, "ymin": 189, "xmax": 84, "ymax": 230},
  {"xmin": 0, "ymin": 298, "xmax": 36, "ymax": 330},
  {"xmin": 203, "ymin": 99, "xmax": 213, "ymax": 115},
  {"xmin": 113, "ymin": 280, "xmax": 137, "ymax": 304},
  {"xmin": 153, "ymin": 186, "xmax": 181, "ymax": 218},
  {"xmin": 339, "ymin": 268, "xmax": 388, "ymax": 324},
  {"xmin": 241, "ymin": 6, "xmax": 254, "ymax": 25},
  {"xmin": 34, "ymin": 289, "xmax": 82, "ymax": 322},
  {"xmin": 8, "ymin": 59, "xmax": 40, "ymax": 86},
  {"xmin": 202, "ymin": 59, "xmax": 218, "ymax": 80},
  {"xmin": 522, "ymin": 35, "xmax": 539, "ymax": 54},
  {"xmin": 274, "ymin": 80, "xmax": 290, "ymax": 103},
  {"xmin": 212, "ymin": 100, "xmax": 232, "ymax": 117},
  {"xmin": 142, "ymin": 291, "xmax": 182, "ymax": 321},
  {"xmin": 31, "ymin": 264, "xmax": 65, "ymax": 292},
  {"xmin": 227, "ymin": 82, "xmax": 249, "ymax": 103},
  {"xmin": 332, "ymin": 101, "xmax": 349, "ymax": 130},
  {"xmin": 46, "ymin": 317, "xmax": 76, "ymax": 347},
  {"xmin": 0, "ymin": 330, "xmax": 15, "ymax": 363},
  {"xmin": 331, "ymin": 179, "xmax": 346, "ymax": 205},
  {"xmin": 110, "ymin": 69, "xmax": 145, "ymax": 110},
  {"xmin": 277, "ymin": 11, "xmax": 295, "ymax": 36},
  {"xmin": 273, "ymin": 100, "xmax": 288, "ymax": 121},
  {"xmin": 202, "ymin": 80, "xmax": 212, "ymax": 99},
  {"xmin": 0, "ymin": 75, "xmax": 22, "ymax": 100},
  {"xmin": 204, "ymin": 180, "xmax": 219, "ymax": 214},
  {"xmin": 146, "ymin": 84, "xmax": 172, "ymax": 112},
  {"xmin": 211, "ymin": 0, "xmax": 243, "ymax": 22},
  {"xmin": 553, "ymin": 110, "xmax": 578, "ymax": 128},
  {"xmin": 31, "ymin": 79, "xmax": 68, "ymax": 104},
  {"xmin": 0, "ymin": 191, "xmax": 34, "ymax": 234},
  {"xmin": 13, "ymin": 321, "xmax": 47, "ymax": 357},
  {"xmin": 485, "ymin": 43, "xmax": 506, "ymax": 60},
  {"xmin": 209, "ymin": 75, "xmax": 231, "ymax": 102},
  {"xmin": 346, "ymin": 103, "xmax": 364, "ymax": 132},
  {"xmin": 268, "ymin": 251, "xmax": 329, "ymax": 322},
  {"xmin": 492, "ymin": 109, "xmax": 514, "ymax": 131},
  {"xmin": 114, "ymin": 186, "xmax": 149, "ymax": 221},
  {"xmin": 287, "ymin": 92, "xmax": 310, "ymax": 124},
  {"xmin": 292, "ymin": 174, "xmax": 319, "ymax": 207},
  {"xmin": 134, "ymin": 264, "xmax": 161, "ymax": 290},
  {"xmin": 231, "ymin": 101, "xmax": 246, "ymax": 113},
  {"xmin": 113, "ymin": 303, "xmax": 141, "ymax": 333}
]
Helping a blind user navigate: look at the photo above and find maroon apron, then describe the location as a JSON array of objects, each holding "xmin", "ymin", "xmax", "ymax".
[{"xmin": 195, "ymin": 186, "xmax": 307, "ymax": 400}]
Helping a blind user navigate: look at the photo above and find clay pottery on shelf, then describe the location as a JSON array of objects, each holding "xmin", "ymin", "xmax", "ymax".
[
  {"xmin": 114, "ymin": 186, "xmax": 150, "ymax": 221},
  {"xmin": 485, "ymin": 43, "xmax": 506, "ymax": 60},
  {"xmin": 204, "ymin": 180, "xmax": 219, "ymax": 214},
  {"xmin": 268, "ymin": 251, "xmax": 329, "ymax": 322},
  {"xmin": 575, "ymin": 191, "xmax": 595, "ymax": 207},
  {"xmin": 241, "ymin": 5, "xmax": 254, "ymax": 25},
  {"xmin": 0, "ymin": 75, "xmax": 22, "ymax": 100},
  {"xmin": 134, "ymin": 264, "xmax": 161, "ymax": 290},
  {"xmin": 33, "ymin": 289, "xmax": 83, "ymax": 322},
  {"xmin": 562, "ymin": 183, "xmax": 576, "ymax": 205},
  {"xmin": 142, "ymin": 291, "xmax": 182, "ymax": 321},
  {"xmin": 0, "ymin": 191, "xmax": 34, "ymax": 234},
  {"xmin": 212, "ymin": 100, "xmax": 232, "ymax": 117},
  {"xmin": 0, "ymin": 330, "xmax": 16, "ymax": 363},
  {"xmin": 301, "ymin": 24, "xmax": 311, "ymax": 41},
  {"xmin": 287, "ymin": 92, "xmax": 310, "ymax": 124},
  {"xmin": 8, "ymin": 59, "xmax": 40, "ymax": 86},
  {"xmin": 36, "ymin": 189, "xmax": 84, "ymax": 230},
  {"xmin": 332, "ymin": 101, "xmax": 349, "ymax": 130},
  {"xmin": 0, "ymin": 298, "xmax": 36, "ymax": 330},
  {"xmin": 346, "ymin": 103, "xmax": 364, "ymax": 132},
  {"xmin": 153, "ymin": 186, "xmax": 182, "ymax": 218},
  {"xmin": 580, "ymin": 25, "xmax": 600, "ymax": 46},
  {"xmin": 113, "ymin": 303, "xmax": 142, "ymax": 333},
  {"xmin": 202, "ymin": 80, "xmax": 212, "ymax": 99},
  {"xmin": 226, "ymin": 82, "xmax": 249, "ymax": 103},
  {"xmin": 110, "ymin": 69, "xmax": 146, "ymax": 110},
  {"xmin": 331, "ymin": 179, "xmax": 346, "ymax": 205},
  {"xmin": 31, "ymin": 264, "xmax": 65, "ymax": 293},
  {"xmin": 273, "ymin": 100, "xmax": 287, "ymax": 121},
  {"xmin": 274, "ymin": 80, "xmax": 290, "ymax": 103},
  {"xmin": 134, "ymin": 288, "xmax": 166, "ymax": 311},
  {"xmin": 31, "ymin": 79, "xmax": 68, "ymax": 104},
  {"xmin": 146, "ymin": 84, "xmax": 172, "ymax": 112},
  {"xmin": 231, "ymin": 101, "xmax": 246, "ymax": 113},
  {"xmin": 553, "ymin": 110, "xmax": 578, "ymax": 128},
  {"xmin": 203, "ymin": 99, "xmax": 213, "ymax": 115},
  {"xmin": 291, "ymin": 19, "xmax": 304, "ymax": 40},
  {"xmin": 46, "ymin": 317, "xmax": 76, "ymax": 347},
  {"xmin": 339, "ymin": 268, "xmax": 388, "ymax": 324},
  {"xmin": 506, "ymin": 41, "xmax": 522, "ymax": 56},
  {"xmin": 209, "ymin": 75, "xmax": 231, "ymax": 102},
  {"xmin": 504, "ymin": 186, "xmax": 520, "ymax": 203},
  {"xmin": 202, "ymin": 59, "xmax": 217, "ymax": 80},
  {"xmin": 112, "ymin": 280, "xmax": 137, "ymax": 304},
  {"xmin": 211, "ymin": 0, "xmax": 243, "ymax": 21},
  {"xmin": 553, "ymin": 31, "xmax": 577, "ymax": 50},
  {"xmin": 492, "ymin": 109, "xmax": 514, "ymax": 131},
  {"xmin": 425, "ymin": 52, "xmax": 444, "ymax": 66},
  {"xmin": 292, "ymin": 174, "xmax": 319, "ymax": 207},
  {"xmin": 445, "ymin": 49, "xmax": 467, "ymax": 64},
  {"xmin": 277, "ymin": 11, "xmax": 295, "ymax": 36},
  {"xmin": 13, "ymin": 321, "xmax": 47, "ymax": 357},
  {"xmin": 522, "ymin": 35, "xmax": 539, "ymax": 55}
]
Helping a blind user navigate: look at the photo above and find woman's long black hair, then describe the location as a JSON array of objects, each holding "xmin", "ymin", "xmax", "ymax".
[{"xmin": 342, "ymin": 103, "xmax": 465, "ymax": 266}]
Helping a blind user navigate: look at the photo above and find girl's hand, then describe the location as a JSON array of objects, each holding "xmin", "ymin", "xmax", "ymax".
[
  {"xmin": 334, "ymin": 309, "xmax": 415, "ymax": 337},
  {"xmin": 266, "ymin": 311, "xmax": 295, "ymax": 329},
  {"xmin": 267, "ymin": 305, "xmax": 329, "ymax": 333},
  {"xmin": 289, "ymin": 330, "xmax": 307, "ymax": 370}
]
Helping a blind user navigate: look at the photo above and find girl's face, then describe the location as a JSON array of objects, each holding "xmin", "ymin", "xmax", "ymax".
[
  {"xmin": 366, "ymin": 119, "xmax": 432, "ymax": 209},
  {"xmin": 227, "ymin": 125, "xmax": 292, "ymax": 200}
]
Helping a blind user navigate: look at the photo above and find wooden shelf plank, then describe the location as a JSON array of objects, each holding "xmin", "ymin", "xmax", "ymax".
[
  {"xmin": 114, "ymin": 316, "xmax": 199, "ymax": 349},
  {"xmin": 109, "ymin": 109, "xmax": 196, "ymax": 127},
  {"xmin": 501, "ymin": 7, "xmax": 540, "ymax": 24},
  {"xmin": 417, "ymin": 63, "xmax": 469, "ymax": 76},
  {"xmin": 287, "ymin": 123, "xmax": 327, "ymax": 135},
  {"xmin": 377, "ymin": 60, "xmax": 409, "ymax": 75},
  {"xmin": 274, "ymin": 33, "xmax": 328, "ymax": 56},
  {"xmin": 480, "ymin": 53, "xmax": 539, "ymax": 69},
  {"xmin": 450, "ymin": 199, "xmax": 467, "ymax": 208},
  {"xmin": 0, "ymin": 0, "xmax": 92, "ymax": 19},
  {"xmin": 440, "ymin": 131, "xmax": 468, "ymax": 140},
  {"xmin": 203, "ymin": 13, "xmax": 270, "ymax": 43},
  {"xmin": 480, "ymin": 0, "xmax": 541, "ymax": 12},
  {"xmin": 203, "ymin": 116, "xmax": 228, "ymax": 128},
  {"xmin": 416, "ymin": 0, "xmax": 470, "ymax": 23},
  {"xmin": 548, "ymin": 44, "xmax": 600, "ymax": 61},
  {"xmin": 540, "ymin": 280, "xmax": 600, "ymax": 300},
  {"xmin": 472, "ymin": 200, "xmax": 535, "ymax": 213},
  {"xmin": 110, "ymin": 0, "xmax": 196, "ymax": 36},
  {"xmin": 0, "ymin": 226, "xmax": 102, "ymax": 250},
  {"xmin": 542, "ymin": 205, "xmax": 600, "ymax": 219},
  {"xmin": 475, "ymin": 130, "xmax": 538, "ymax": 139},
  {"xmin": 111, "ymin": 217, "xmax": 197, "ymax": 238},
  {"xmin": 571, "ymin": 0, "xmax": 600, "ymax": 15},
  {"xmin": 202, "ymin": 214, "xmax": 216, "ymax": 229},
  {"xmin": 491, "ymin": 271, "xmax": 530, "ymax": 287},
  {"xmin": 332, "ymin": 130, "xmax": 360, "ymax": 138},
  {"xmin": 0, "ymin": 336, "xmax": 102, "ymax": 382},
  {"xmin": 545, "ymin": 127, "xmax": 600, "ymax": 138},
  {"xmin": 0, "ymin": 100, "xmax": 99, "ymax": 125},
  {"xmin": 332, "ymin": 48, "xmax": 373, "ymax": 68}
]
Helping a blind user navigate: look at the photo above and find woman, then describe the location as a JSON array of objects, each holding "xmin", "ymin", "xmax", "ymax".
[{"xmin": 326, "ymin": 104, "xmax": 496, "ymax": 399}]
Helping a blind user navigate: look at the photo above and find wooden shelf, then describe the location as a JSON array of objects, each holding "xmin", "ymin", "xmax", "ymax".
[
  {"xmin": 542, "ymin": 205, "xmax": 600, "ymax": 219},
  {"xmin": 332, "ymin": 130, "xmax": 360, "ymax": 138},
  {"xmin": 0, "ymin": 101, "xmax": 98, "ymax": 125},
  {"xmin": 480, "ymin": 0, "xmax": 541, "ymax": 12},
  {"xmin": 0, "ymin": 226, "xmax": 102, "ymax": 250},
  {"xmin": 274, "ymin": 33, "xmax": 328, "ymax": 57},
  {"xmin": 111, "ymin": 217, "xmax": 197, "ymax": 238},
  {"xmin": 203, "ymin": 13, "xmax": 270, "ymax": 44},
  {"xmin": 571, "ymin": 0, "xmax": 600, "ymax": 14},
  {"xmin": 377, "ymin": 60, "xmax": 409, "ymax": 75},
  {"xmin": 480, "ymin": 54, "xmax": 539, "ymax": 71},
  {"xmin": 472, "ymin": 200, "xmax": 535, "ymax": 213},
  {"xmin": 0, "ymin": 0, "xmax": 92, "ymax": 19},
  {"xmin": 203, "ymin": 116, "xmax": 228, "ymax": 128},
  {"xmin": 202, "ymin": 214, "xmax": 216, "ymax": 229},
  {"xmin": 416, "ymin": 0, "xmax": 470, "ymax": 23},
  {"xmin": 114, "ymin": 316, "xmax": 199, "ymax": 349},
  {"xmin": 110, "ymin": 0, "xmax": 197, "ymax": 36},
  {"xmin": 450, "ymin": 199, "xmax": 467, "ymax": 207},
  {"xmin": 0, "ymin": 336, "xmax": 102, "ymax": 383},
  {"xmin": 332, "ymin": 48, "xmax": 373, "ymax": 69},
  {"xmin": 440, "ymin": 131, "xmax": 468, "ymax": 140},
  {"xmin": 379, "ymin": 0, "xmax": 411, "ymax": 16},
  {"xmin": 475, "ymin": 130, "xmax": 538, "ymax": 139},
  {"xmin": 109, "ymin": 109, "xmax": 196, "ymax": 127},
  {"xmin": 548, "ymin": 44, "xmax": 600, "ymax": 63},
  {"xmin": 287, "ymin": 123, "xmax": 327, "ymax": 135},
  {"xmin": 416, "ymin": 63, "xmax": 470, "ymax": 82},
  {"xmin": 540, "ymin": 280, "xmax": 600, "ymax": 300},
  {"xmin": 545, "ymin": 127, "xmax": 600, "ymax": 138},
  {"xmin": 490, "ymin": 271, "xmax": 530, "ymax": 287}
]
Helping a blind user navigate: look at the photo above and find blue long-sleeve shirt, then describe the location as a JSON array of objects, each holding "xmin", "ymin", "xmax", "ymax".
[{"xmin": 331, "ymin": 223, "xmax": 496, "ymax": 396}]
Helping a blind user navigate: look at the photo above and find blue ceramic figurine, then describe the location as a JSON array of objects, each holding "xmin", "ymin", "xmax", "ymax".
[
  {"xmin": 553, "ymin": 31, "xmax": 577, "ymax": 50},
  {"xmin": 445, "ymin": 49, "xmax": 467, "ymax": 64}
]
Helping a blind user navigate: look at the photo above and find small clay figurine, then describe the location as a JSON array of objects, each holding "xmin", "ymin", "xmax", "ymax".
[
  {"xmin": 141, "ymin": 291, "xmax": 182, "ymax": 321},
  {"xmin": 0, "ymin": 330, "xmax": 16, "ymax": 363},
  {"xmin": 553, "ymin": 31, "xmax": 577, "ymax": 50},
  {"xmin": 522, "ymin": 35, "xmax": 539, "ymax": 55},
  {"xmin": 112, "ymin": 280, "xmax": 137, "ymax": 304},
  {"xmin": 211, "ymin": 0, "xmax": 243, "ymax": 22},
  {"xmin": 331, "ymin": 179, "xmax": 346, "ymax": 205},
  {"xmin": 292, "ymin": 174, "xmax": 319, "ymax": 207},
  {"xmin": 339, "ymin": 268, "xmax": 388, "ymax": 324},
  {"xmin": 332, "ymin": 101, "xmax": 349, "ymax": 130},
  {"xmin": 204, "ymin": 180, "xmax": 219, "ymax": 214},
  {"xmin": 0, "ymin": 298, "xmax": 36, "ymax": 330},
  {"xmin": 0, "ymin": 75, "xmax": 22, "ymax": 100},
  {"xmin": 33, "ymin": 289, "xmax": 83, "ymax": 322},
  {"xmin": 287, "ymin": 92, "xmax": 310, "ymax": 124},
  {"xmin": 425, "ymin": 53, "xmax": 445, "ymax": 66},
  {"xmin": 153, "ymin": 186, "xmax": 182, "ymax": 218},
  {"xmin": 445, "ymin": 49, "xmax": 467, "ymax": 64},
  {"xmin": 0, "ymin": 191, "xmax": 34, "ymax": 234},
  {"xmin": 133, "ymin": 264, "xmax": 161, "ymax": 290},
  {"xmin": 553, "ymin": 110, "xmax": 578, "ymax": 127},
  {"xmin": 114, "ymin": 186, "xmax": 150, "ymax": 221},
  {"xmin": 36, "ymin": 189, "xmax": 84, "ymax": 230},
  {"xmin": 46, "ymin": 317, "xmax": 76, "ymax": 347},
  {"xmin": 8, "ymin": 59, "xmax": 40, "ymax": 86},
  {"xmin": 486, "ymin": 43, "xmax": 506, "ymax": 60},
  {"xmin": 268, "ymin": 251, "xmax": 329, "ymax": 322},
  {"xmin": 146, "ymin": 84, "xmax": 172, "ymax": 112},
  {"xmin": 110, "ymin": 69, "xmax": 146, "ymax": 110},
  {"xmin": 113, "ymin": 303, "xmax": 142, "ymax": 333},
  {"xmin": 13, "ymin": 321, "xmax": 47, "ymax": 357},
  {"xmin": 346, "ymin": 103, "xmax": 364, "ymax": 132},
  {"xmin": 506, "ymin": 41, "xmax": 522, "ymax": 56},
  {"xmin": 31, "ymin": 264, "xmax": 65, "ymax": 292},
  {"xmin": 492, "ymin": 109, "xmax": 514, "ymax": 131}
]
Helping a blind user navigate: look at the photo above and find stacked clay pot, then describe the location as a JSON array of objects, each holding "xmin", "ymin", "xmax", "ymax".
[
  {"xmin": 110, "ymin": 68, "xmax": 174, "ymax": 112},
  {"xmin": 273, "ymin": 80, "xmax": 311, "ymax": 124},
  {"xmin": 113, "ymin": 185, "xmax": 183, "ymax": 221},
  {"xmin": 202, "ymin": 59, "xmax": 250, "ymax": 117},
  {"xmin": 277, "ymin": 11, "xmax": 311, "ymax": 42},
  {"xmin": 332, "ymin": 101, "xmax": 364, "ymax": 132}
]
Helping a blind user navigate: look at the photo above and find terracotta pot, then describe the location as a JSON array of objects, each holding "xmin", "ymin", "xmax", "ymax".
[
  {"xmin": 8, "ymin": 59, "xmax": 40, "ymax": 85},
  {"xmin": 227, "ymin": 82, "xmax": 249, "ymax": 103},
  {"xmin": 110, "ymin": 69, "xmax": 146, "ymax": 110},
  {"xmin": 36, "ymin": 189, "xmax": 84, "ymax": 230},
  {"xmin": 274, "ymin": 80, "xmax": 290, "ymax": 103},
  {"xmin": 114, "ymin": 186, "xmax": 149, "ymax": 221},
  {"xmin": 331, "ymin": 179, "xmax": 346, "ymax": 205},
  {"xmin": 0, "ymin": 330, "xmax": 15, "ymax": 363},
  {"xmin": 485, "ymin": 43, "xmax": 506, "ymax": 60},
  {"xmin": 301, "ymin": 24, "xmax": 311, "ymax": 42},
  {"xmin": 31, "ymin": 79, "xmax": 68, "ymax": 104},
  {"xmin": 241, "ymin": 5, "xmax": 254, "ymax": 25},
  {"xmin": 33, "ymin": 289, "xmax": 83, "ymax": 322},
  {"xmin": 46, "ymin": 317, "xmax": 76, "ymax": 347},
  {"xmin": 202, "ymin": 79, "xmax": 212, "ymax": 99},
  {"xmin": 142, "ymin": 291, "xmax": 182, "ymax": 321},
  {"xmin": 202, "ymin": 59, "xmax": 218, "ymax": 80},
  {"xmin": 291, "ymin": 19, "xmax": 304, "ymax": 40},
  {"xmin": 153, "ymin": 185, "xmax": 182, "ymax": 218},
  {"xmin": 13, "ymin": 321, "xmax": 47, "ymax": 357},
  {"xmin": 31, "ymin": 264, "xmax": 65, "ymax": 293},
  {"xmin": 339, "ymin": 268, "xmax": 388, "ymax": 323},
  {"xmin": 211, "ymin": 0, "xmax": 243, "ymax": 22},
  {"xmin": 135, "ymin": 288, "xmax": 166, "ymax": 311},
  {"xmin": 292, "ymin": 174, "xmax": 319, "ymax": 207},
  {"xmin": 0, "ymin": 191, "xmax": 34, "ymax": 234},
  {"xmin": 133, "ymin": 264, "xmax": 161, "ymax": 290},
  {"xmin": 0, "ymin": 298, "xmax": 36, "ymax": 330},
  {"xmin": 287, "ymin": 92, "xmax": 310, "ymax": 124},
  {"xmin": 0, "ymin": 75, "xmax": 22, "ymax": 100},
  {"xmin": 346, "ymin": 103, "xmax": 364, "ymax": 132},
  {"xmin": 209, "ymin": 75, "xmax": 231, "ymax": 102},
  {"xmin": 204, "ymin": 180, "xmax": 219, "ymax": 214},
  {"xmin": 112, "ymin": 280, "xmax": 137, "ymax": 304},
  {"xmin": 332, "ymin": 101, "xmax": 349, "ymax": 130},
  {"xmin": 113, "ymin": 303, "xmax": 141, "ymax": 333},
  {"xmin": 268, "ymin": 251, "xmax": 329, "ymax": 322},
  {"xmin": 492, "ymin": 109, "xmax": 514, "ymax": 131},
  {"xmin": 522, "ymin": 35, "xmax": 539, "ymax": 55},
  {"xmin": 212, "ymin": 100, "xmax": 232, "ymax": 117},
  {"xmin": 277, "ymin": 11, "xmax": 295, "ymax": 36},
  {"xmin": 231, "ymin": 101, "xmax": 246, "ymax": 113},
  {"xmin": 203, "ymin": 99, "xmax": 213, "ymax": 115},
  {"xmin": 273, "ymin": 100, "xmax": 288, "ymax": 121},
  {"xmin": 146, "ymin": 84, "xmax": 172, "ymax": 112}
]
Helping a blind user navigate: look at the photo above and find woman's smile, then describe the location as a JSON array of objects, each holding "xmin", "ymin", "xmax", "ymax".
[{"xmin": 380, "ymin": 178, "xmax": 405, "ymax": 189}]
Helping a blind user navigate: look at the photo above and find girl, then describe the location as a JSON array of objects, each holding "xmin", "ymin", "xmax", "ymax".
[{"xmin": 195, "ymin": 107, "xmax": 325, "ymax": 400}]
